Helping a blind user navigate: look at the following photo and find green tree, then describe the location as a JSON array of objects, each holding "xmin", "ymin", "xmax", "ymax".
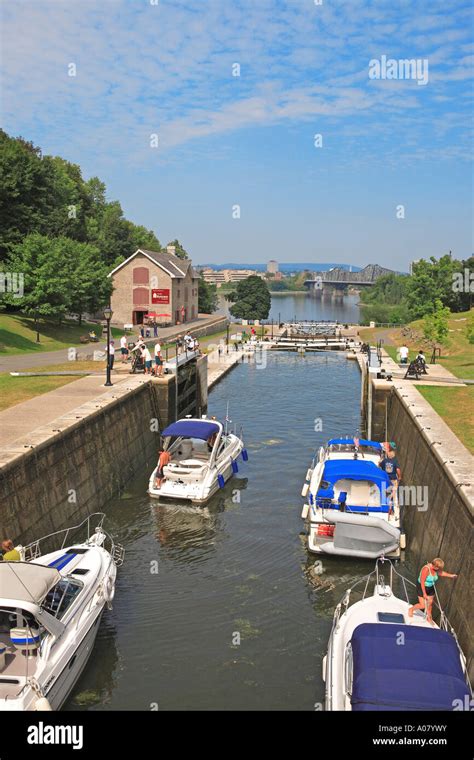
[
  {"xmin": 422, "ymin": 298, "xmax": 450, "ymax": 349},
  {"xmin": 198, "ymin": 273, "xmax": 218, "ymax": 314},
  {"xmin": 166, "ymin": 239, "xmax": 188, "ymax": 259},
  {"xmin": 227, "ymin": 276, "xmax": 271, "ymax": 321}
]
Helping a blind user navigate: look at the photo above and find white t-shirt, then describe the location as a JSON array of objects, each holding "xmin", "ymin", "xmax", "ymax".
[
  {"xmin": 154, "ymin": 343, "xmax": 161, "ymax": 356},
  {"xmin": 143, "ymin": 348, "xmax": 152, "ymax": 362},
  {"xmin": 399, "ymin": 346, "xmax": 409, "ymax": 359},
  {"xmin": 120, "ymin": 336, "xmax": 128, "ymax": 349},
  {"xmin": 109, "ymin": 343, "xmax": 115, "ymax": 355}
]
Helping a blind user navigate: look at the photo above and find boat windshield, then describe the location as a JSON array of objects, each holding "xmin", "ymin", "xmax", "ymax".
[{"xmin": 42, "ymin": 578, "xmax": 83, "ymax": 620}]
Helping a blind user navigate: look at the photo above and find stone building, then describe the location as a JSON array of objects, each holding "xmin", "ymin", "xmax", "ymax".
[{"xmin": 109, "ymin": 246, "xmax": 200, "ymax": 327}]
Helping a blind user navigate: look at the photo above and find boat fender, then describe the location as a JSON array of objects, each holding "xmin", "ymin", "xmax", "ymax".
[
  {"xmin": 400, "ymin": 532, "xmax": 406, "ymax": 550},
  {"xmin": 301, "ymin": 468, "xmax": 313, "ymax": 497},
  {"xmin": 301, "ymin": 503, "xmax": 310, "ymax": 520},
  {"xmin": 34, "ymin": 697, "xmax": 53, "ymax": 711},
  {"xmin": 301, "ymin": 483, "xmax": 309, "ymax": 498},
  {"xmin": 322, "ymin": 655, "xmax": 327, "ymax": 682},
  {"xmin": 241, "ymin": 448, "xmax": 248, "ymax": 462},
  {"xmin": 231, "ymin": 459, "xmax": 239, "ymax": 474},
  {"xmin": 218, "ymin": 474, "xmax": 225, "ymax": 489},
  {"xmin": 103, "ymin": 575, "xmax": 115, "ymax": 606}
]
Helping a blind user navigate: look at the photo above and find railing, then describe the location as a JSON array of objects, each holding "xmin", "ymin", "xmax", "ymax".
[{"xmin": 23, "ymin": 513, "xmax": 124, "ymax": 567}]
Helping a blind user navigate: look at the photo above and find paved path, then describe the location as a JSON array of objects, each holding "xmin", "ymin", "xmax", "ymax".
[
  {"xmin": 0, "ymin": 373, "xmax": 135, "ymax": 447},
  {"xmin": 0, "ymin": 314, "xmax": 226, "ymax": 373}
]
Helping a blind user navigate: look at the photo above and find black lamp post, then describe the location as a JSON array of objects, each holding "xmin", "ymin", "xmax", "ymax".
[
  {"xmin": 104, "ymin": 305, "xmax": 113, "ymax": 386},
  {"xmin": 226, "ymin": 323, "xmax": 230, "ymax": 354}
]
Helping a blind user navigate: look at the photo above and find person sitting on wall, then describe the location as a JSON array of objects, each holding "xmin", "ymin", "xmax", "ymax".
[
  {"xmin": 154, "ymin": 450, "xmax": 171, "ymax": 489},
  {"xmin": 88, "ymin": 329, "xmax": 98, "ymax": 342},
  {"xmin": 1, "ymin": 540, "xmax": 20, "ymax": 561}
]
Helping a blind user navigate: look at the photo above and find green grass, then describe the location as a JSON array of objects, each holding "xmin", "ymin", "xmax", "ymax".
[
  {"xmin": 417, "ymin": 385, "xmax": 474, "ymax": 453},
  {"xmin": 0, "ymin": 313, "xmax": 122, "ymax": 356},
  {"xmin": 0, "ymin": 372, "xmax": 80, "ymax": 412}
]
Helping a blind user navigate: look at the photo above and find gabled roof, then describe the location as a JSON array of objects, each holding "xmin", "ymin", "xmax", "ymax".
[{"xmin": 109, "ymin": 248, "xmax": 197, "ymax": 279}]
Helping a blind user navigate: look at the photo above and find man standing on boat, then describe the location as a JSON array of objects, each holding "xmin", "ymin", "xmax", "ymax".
[
  {"xmin": 379, "ymin": 446, "xmax": 401, "ymax": 511},
  {"xmin": 408, "ymin": 559, "xmax": 457, "ymax": 623}
]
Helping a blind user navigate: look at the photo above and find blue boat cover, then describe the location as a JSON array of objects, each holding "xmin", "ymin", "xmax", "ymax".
[
  {"xmin": 316, "ymin": 460, "xmax": 390, "ymax": 512},
  {"xmin": 161, "ymin": 420, "xmax": 220, "ymax": 440},
  {"xmin": 351, "ymin": 623, "xmax": 470, "ymax": 711},
  {"xmin": 328, "ymin": 438, "xmax": 382, "ymax": 449}
]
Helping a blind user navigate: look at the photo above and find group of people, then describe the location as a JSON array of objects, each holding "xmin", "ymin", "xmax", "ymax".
[
  {"xmin": 129, "ymin": 336, "xmax": 165, "ymax": 376},
  {"xmin": 176, "ymin": 333, "xmax": 200, "ymax": 355},
  {"xmin": 398, "ymin": 345, "xmax": 427, "ymax": 366}
]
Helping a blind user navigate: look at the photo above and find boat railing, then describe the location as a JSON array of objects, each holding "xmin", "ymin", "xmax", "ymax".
[{"xmin": 23, "ymin": 513, "xmax": 124, "ymax": 567}]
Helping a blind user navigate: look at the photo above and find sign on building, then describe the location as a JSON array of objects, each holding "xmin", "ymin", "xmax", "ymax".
[{"xmin": 151, "ymin": 288, "xmax": 170, "ymax": 304}]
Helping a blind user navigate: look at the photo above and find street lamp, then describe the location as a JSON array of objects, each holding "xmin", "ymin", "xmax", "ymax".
[{"xmin": 104, "ymin": 306, "xmax": 113, "ymax": 387}]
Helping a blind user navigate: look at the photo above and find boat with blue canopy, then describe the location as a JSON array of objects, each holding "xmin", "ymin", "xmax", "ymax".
[
  {"xmin": 324, "ymin": 558, "xmax": 472, "ymax": 711},
  {"xmin": 148, "ymin": 417, "xmax": 246, "ymax": 504},
  {"xmin": 301, "ymin": 437, "xmax": 400, "ymax": 558}
]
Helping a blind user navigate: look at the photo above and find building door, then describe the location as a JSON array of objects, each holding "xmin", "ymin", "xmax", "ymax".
[{"xmin": 133, "ymin": 310, "xmax": 146, "ymax": 325}]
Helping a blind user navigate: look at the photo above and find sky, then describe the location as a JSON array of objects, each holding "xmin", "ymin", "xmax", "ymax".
[{"xmin": 1, "ymin": 0, "xmax": 473, "ymax": 270}]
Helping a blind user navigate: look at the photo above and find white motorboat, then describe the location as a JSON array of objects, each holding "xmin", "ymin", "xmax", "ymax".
[
  {"xmin": 301, "ymin": 438, "xmax": 400, "ymax": 558},
  {"xmin": 0, "ymin": 513, "xmax": 124, "ymax": 711},
  {"xmin": 148, "ymin": 417, "xmax": 247, "ymax": 504},
  {"xmin": 323, "ymin": 558, "xmax": 472, "ymax": 711}
]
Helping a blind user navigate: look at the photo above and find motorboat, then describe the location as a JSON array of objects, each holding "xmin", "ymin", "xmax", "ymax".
[
  {"xmin": 301, "ymin": 438, "xmax": 400, "ymax": 558},
  {"xmin": 148, "ymin": 417, "xmax": 247, "ymax": 504},
  {"xmin": 323, "ymin": 558, "xmax": 472, "ymax": 711},
  {"xmin": 0, "ymin": 513, "xmax": 124, "ymax": 711}
]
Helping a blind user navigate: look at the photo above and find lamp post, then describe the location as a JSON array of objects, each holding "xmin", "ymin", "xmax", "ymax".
[
  {"xmin": 226, "ymin": 322, "xmax": 230, "ymax": 354},
  {"xmin": 104, "ymin": 306, "xmax": 113, "ymax": 387}
]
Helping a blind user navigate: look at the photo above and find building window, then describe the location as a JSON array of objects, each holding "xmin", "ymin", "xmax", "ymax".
[
  {"xmin": 177, "ymin": 289, "xmax": 181, "ymax": 299},
  {"xmin": 133, "ymin": 267, "xmax": 149, "ymax": 285},
  {"xmin": 185, "ymin": 287, "xmax": 188, "ymax": 301},
  {"xmin": 133, "ymin": 287, "xmax": 149, "ymax": 306}
]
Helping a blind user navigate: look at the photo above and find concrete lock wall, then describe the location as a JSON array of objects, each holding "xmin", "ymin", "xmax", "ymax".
[
  {"xmin": 0, "ymin": 359, "xmax": 208, "ymax": 547},
  {"xmin": 386, "ymin": 387, "xmax": 473, "ymax": 680},
  {"xmin": 358, "ymin": 358, "xmax": 473, "ymax": 679}
]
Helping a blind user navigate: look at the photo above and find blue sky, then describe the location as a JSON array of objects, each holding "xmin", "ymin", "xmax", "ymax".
[{"xmin": 1, "ymin": 0, "xmax": 472, "ymax": 269}]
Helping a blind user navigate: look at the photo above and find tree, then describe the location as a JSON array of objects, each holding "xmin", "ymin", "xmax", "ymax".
[
  {"xmin": 198, "ymin": 273, "xmax": 218, "ymax": 314},
  {"xmin": 5, "ymin": 233, "xmax": 112, "ymax": 336},
  {"xmin": 166, "ymin": 239, "xmax": 188, "ymax": 259},
  {"xmin": 226, "ymin": 276, "xmax": 271, "ymax": 321},
  {"xmin": 422, "ymin": 298, "xmax": 450, "ymax": 350}
]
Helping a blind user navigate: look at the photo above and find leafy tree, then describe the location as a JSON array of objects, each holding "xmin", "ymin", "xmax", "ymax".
[
  {"xmin": 198, "ymin": 272, "xmax": 218, "ymax": 313},
  {"xmin": 166, "ymin": 239, "xmax": 188, "ymax": 259},
  {"xmin": 422, "ymin": 298, "xmax": 450, "ymax": 349},
  {"xmin": 4, "ymin": 233, "xmax": 112, "ymax": 336},
  {"xmin": 226, "ymin": 276, "xmax": 271, "ymax": 321}
]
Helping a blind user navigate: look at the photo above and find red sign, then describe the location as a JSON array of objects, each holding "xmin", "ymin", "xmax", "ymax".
[{"xmin": 151, "ymin": 288, "xmax": 170, "ymax": 304}]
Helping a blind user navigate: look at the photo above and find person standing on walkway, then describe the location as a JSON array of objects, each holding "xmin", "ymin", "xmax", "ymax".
[
  {"xmin": 120, "ymin": 334, "xmax": 129, "ymax": 363},
  {"xmin": 399, "ymin": 344, "xmax": 409, "ymax": 364},
  {"xmin": 408, "ymin": 559, "xmax": 457, "ymax": 623},
  {"xmin": 142, "ymin": 345, "xmax": 152, "ymax": 374},
  {"xmin": 153, "ymin": 321, "xmax": 158, "ymax": 338},
  {"xmin": 154, "ymin": 341, "xmax": 163, "ymax": 377},
  {"xmin": 108, "ymin": 340, "xmax": 115, "ymax": 372}
]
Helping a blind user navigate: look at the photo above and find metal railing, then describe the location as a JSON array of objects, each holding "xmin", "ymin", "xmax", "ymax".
[{"xmin": 23, "ymin": 513, "xmax": 124, "ymax": 567}]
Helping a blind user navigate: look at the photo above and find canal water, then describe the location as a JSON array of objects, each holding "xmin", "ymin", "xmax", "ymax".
[
  {"xmin": 66, "ymin": 350, "xmax": 405, "ymax": 711},
  {"xmin": 217, "ymin": 291, "xmax": 361, "ymax": 324}
]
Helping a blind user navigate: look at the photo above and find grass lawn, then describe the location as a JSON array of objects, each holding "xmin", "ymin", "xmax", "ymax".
[
  {"xmin": 417, "ymin": 385, "xmax": 474, "ymax": 453},
  {"xmin": 360, "ymin": 310, "xmax": 473, "ymax": 379},
  {"xmin": 0, "ymin": 372, "xmax": 81, "ymax": 412},
  {"xmin": 0, "ymin": 313, "xmax": 122, "ymax": 355}
]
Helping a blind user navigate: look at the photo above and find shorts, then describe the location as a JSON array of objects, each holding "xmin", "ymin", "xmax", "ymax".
[
  {"xmin": 121, "ymin": 347, "xmax": 128, "ymax": 355},
  {"xmin": 145, "ymin": 360, "xmax": 152, "ymax": 369},
  {"xmin": 416, "ymin": 582, "xmax": 435, "ymax": 597},
  {"xmin": 155, "ymin": 357, "xmax": 163, "ymax": 365}
]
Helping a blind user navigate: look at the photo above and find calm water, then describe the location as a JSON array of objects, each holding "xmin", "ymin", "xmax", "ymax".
[
  {"xmin": 65, "ymin": 351, "xmax": 409, "ymax": 711},
  {"xmin": 217, "ymin": 291, "xmax": 361, "ymax": 324}
]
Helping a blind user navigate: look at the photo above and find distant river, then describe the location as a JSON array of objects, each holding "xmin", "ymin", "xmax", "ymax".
[{"xmin": 217, "ymin": 291, "xmax": 360, "ymax": 324}]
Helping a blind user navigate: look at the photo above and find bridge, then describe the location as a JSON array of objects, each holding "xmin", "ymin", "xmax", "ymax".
[{"xmin": 304, "ymin": 264, "xmax": 397, "ymax": 297}]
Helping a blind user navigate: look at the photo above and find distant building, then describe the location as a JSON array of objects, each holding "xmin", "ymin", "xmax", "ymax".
[
  {"xmin": 201, "ymin": 268, "xmax": 263, "ymax": 287},
  {"xmin": 109, "ymin": 248, "xmax": 199, "ymax": 326},
  {"xmin": 267, "ymin": 260, "xmax": 279, "ymax": 274}
]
